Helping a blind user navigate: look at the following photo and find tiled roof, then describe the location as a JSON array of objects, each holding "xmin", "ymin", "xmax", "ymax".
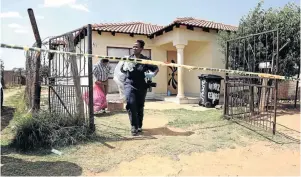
[
  {"xmin": 51, "ymin": 17, "xmax": 238, "ymax": 45},
  {"xmin": 92, "ymin": 22, "xmax": 164, "ymax": 35},
  {"xmin": 169, "ymin": 17, "xmax": 238, "ymax": 32},
  {"xmin": 91, "ymin": 17, "xmax": 238, "ymax": 36}
]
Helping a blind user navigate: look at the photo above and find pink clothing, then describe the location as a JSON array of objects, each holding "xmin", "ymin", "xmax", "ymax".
[{"xmin": 83, "ymin": 83, "xmax": 108, "ymax": 112}]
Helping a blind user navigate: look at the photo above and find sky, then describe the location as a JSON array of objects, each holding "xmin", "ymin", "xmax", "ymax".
[{"xmin": 0, "ymin": 0, "xmax": 299, "ymax": 70}]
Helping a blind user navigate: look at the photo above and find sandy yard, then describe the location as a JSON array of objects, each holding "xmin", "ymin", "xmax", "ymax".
[
  {"xmin": 1, "ymin": 90, "xmax": 300, "ymax": 176},
  {"xmin": 87, "ymin": 110, "xmax": 300, "ymax": 176}
]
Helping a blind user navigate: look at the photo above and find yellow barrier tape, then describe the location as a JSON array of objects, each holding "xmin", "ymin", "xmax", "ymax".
[{"xmin": 1, "ymin": 43, "xmax": 299, "ymax": 81}]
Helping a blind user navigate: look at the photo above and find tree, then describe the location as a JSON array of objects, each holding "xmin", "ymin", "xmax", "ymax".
[
  {"xmin": 40, "ymin": 65, "xmax": 49, "ymax": 85},
  {"xmin": 218, "ymin": 1, "xmax": 300, "ymax": 113},
  {"xmin": 217, "ymin": 1, "xmax": 300, "ymax": 77},
  {"xmin": 12, "ymin": 67, "xmax": 25, "ymax": 87}
]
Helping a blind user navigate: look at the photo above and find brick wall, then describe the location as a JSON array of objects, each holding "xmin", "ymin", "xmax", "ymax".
[
  {"xmin": 3, "ymin": 70, "xmax": 15, "ymax": 86},
  {"xmin": 278, "ymin": 80, "xmax": 300, "ymax": 100},
  {"xmin": 2, "ymin": 70, "xmax": 26, "ymax": 87}
]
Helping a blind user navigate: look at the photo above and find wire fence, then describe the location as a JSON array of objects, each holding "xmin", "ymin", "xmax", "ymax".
[
  {"xmin": 1, "ymin": 25, "xmax": 300, "ymax": 134},
  {"xmin": 24, "ymin": 37, "xmax": 51, "ymax": 109}
]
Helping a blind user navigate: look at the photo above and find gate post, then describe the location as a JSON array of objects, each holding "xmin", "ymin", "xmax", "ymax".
[
  {"xmin": 28, "ymin": 8, "xmax": 42, "ymax": 111},
  {"xmin": 273, "ymin": 29, "xmax": 279, "ymax": 135},
  {"xmin": 223, "ymin": 41, "xmax": 229, "ymax": 117},
  {"xmin": 48, "ymin": 39, "xmax": 52, "ymax": 113},
  {"xmin": 87, "ymin": 24, "xmax": 95, "ymax": 131}
]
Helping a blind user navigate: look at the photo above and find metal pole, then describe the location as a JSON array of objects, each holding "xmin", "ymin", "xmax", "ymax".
[
  {"xmin": 223, "ymin": 41, "xmax": 229, "ymax": 117},
  {"xmin": 28, "ymin": 8, "xmax": 42, "ymax": 111},
  {"xmin": 273, "ymin": 29, "xmax": 279, "ymax": 135},
  {"xmin": 48, "ymin": 39, "xmax": 52, "ymax": 113},
  {"xmin": 294, "ymin": 64, "xmax": 300, "ymax": 108},
  {"xmin": 87, "ymin": 24, "xmax": 95, "ymax": 131}
]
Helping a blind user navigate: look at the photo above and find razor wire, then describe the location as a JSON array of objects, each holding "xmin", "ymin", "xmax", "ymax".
[
  {"xmin": 1, "ymin": 43, "xmax": 300, "ymax": 82},
  {"xmin": 25, "ymin": 37, "xmax": 88, "ymax": 84},
  {"xmin": 47, "ymin": 38, "xmax": 88, "ymax": 83}
]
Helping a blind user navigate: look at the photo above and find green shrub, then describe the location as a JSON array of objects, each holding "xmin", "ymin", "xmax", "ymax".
[{"xmin": 10, "ymin": 110, "xmax": 93, "ymax": 152}]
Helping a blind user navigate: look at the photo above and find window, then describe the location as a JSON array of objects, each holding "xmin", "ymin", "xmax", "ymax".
[
  {"xmin": 106, "ymin": 46, "xmax": 151, "ymax": 78},
  {"xmin": 129, "ymin": 49, "xmax": 151, "ymax": 58},
  {"xmin": 107, "ymin": 47, "xmax": 151, "ymax": 58},
  {"xmin": 107, "ymin": 47, "xmax": 131, "ymax": 58},
  {"xmin": 106, "ymin": 47, "xmax": 151, "ymax": 93}
]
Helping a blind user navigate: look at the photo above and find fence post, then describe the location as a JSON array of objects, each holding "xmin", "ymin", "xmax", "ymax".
[
  {"xmin": 87, "ymin": 24, "xmax": 95, "ymax": 131},
  {"xmin": 66, "ymin": 33, "xmax": 85, "ymax": 123},
  {"xmin": 28, "ymin": 8, "xmax": 42, "ymax": 111},
  {"xmin": 273, "ymin": 29, "xmax": 279, "ymax": 135},
  {"xmin": 294, "ymin": 64, "xmax": 300, "ymax": 108},
  {"xmin": 223, "ymin": 41, "xmax": 229, "ymax": 117},
  {"xmin": 48, "ymin": 40, "xmax": 52, "ymax": 113}
]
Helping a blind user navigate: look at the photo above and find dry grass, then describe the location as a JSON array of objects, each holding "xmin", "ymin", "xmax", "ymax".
[{"xmin": 1, "ymin": 90, "xmax": 299, "ymax": 176}]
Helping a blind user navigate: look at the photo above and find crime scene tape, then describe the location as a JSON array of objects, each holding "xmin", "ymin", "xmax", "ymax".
[{"xmin": 1, "ymin": 43, "xmax": 300, "ymax": 82}]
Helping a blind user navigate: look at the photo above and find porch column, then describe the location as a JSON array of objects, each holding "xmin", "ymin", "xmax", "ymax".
[{"xmin": 176, "ymin": 44, "xmax": 185, "ymax": 98}]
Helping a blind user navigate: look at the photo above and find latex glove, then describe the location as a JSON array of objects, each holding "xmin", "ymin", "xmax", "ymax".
[{"xmin": 145, "ymin": 72, "xmax": 155, "ymax": 79}]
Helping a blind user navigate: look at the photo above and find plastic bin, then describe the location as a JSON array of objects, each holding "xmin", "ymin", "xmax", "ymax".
[{"xmin": 198, "ymin": 74, "xmax": 224, "ymax": 108}]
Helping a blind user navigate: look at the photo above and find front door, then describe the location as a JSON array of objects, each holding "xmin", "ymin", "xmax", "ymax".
[{"xmin": 167, "ymin": 51, "xmax": 178, "ymax": 95}]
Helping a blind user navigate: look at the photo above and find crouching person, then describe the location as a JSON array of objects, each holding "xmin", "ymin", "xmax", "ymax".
[{"xmin": 93, "ymin": 59, "xmax": 112, "ymax": 113}]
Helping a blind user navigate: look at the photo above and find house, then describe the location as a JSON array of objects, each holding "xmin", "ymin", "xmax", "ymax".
[{"xmin": 50, "ymin": 17, "xmax": 238, "ymax": 104}]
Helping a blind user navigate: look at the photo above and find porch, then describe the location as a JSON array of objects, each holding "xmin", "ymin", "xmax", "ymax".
[{"xmin": 150, "ymin": 25, "xmax": 225, "ymax": 104}]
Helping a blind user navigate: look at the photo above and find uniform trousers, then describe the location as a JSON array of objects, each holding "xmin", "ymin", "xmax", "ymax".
[{"xmin": 124, "ymin": 85, "xmax": 147, "ymax": 129}]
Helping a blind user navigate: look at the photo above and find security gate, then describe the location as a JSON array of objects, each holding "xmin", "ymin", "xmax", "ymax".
[
  {"xmin": 223, "ymin": 29, "xmax": 279, "ymax": 135},
  {"xmin": 48, "ymin": 25, "xmax": 94, "ymax": 129}
]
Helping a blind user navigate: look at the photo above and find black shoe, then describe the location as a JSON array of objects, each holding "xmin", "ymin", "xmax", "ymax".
[
  {"xmin": 137, "ymin": 128, "xmax": 142, "ymax": 133},
  {"xmin": 131, "ymin": 127, "xmax": 138, "ymax": 136}
]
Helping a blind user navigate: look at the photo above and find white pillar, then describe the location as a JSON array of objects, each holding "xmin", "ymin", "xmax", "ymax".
[{"xmin": 176, "ymin": 44, "xmax": 185, "ymax": 98}]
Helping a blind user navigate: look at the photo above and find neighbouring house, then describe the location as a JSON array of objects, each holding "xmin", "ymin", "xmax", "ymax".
[{"xmin": 51, "ymin": 17, "xmax": 238, "ymax": 104}]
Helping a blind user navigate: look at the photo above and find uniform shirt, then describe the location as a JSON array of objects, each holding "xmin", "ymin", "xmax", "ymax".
[
  {"xmin": 122, "ymin": 54, "xmax": 158, "ymax": 90},
  {"xmin": 93, "ymin": 60, "xmax": 112, "ymax": 82}
]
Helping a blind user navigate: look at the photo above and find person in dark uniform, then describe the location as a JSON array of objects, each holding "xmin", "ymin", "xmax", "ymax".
[{"xmin": 121, "ymin": 40, "xmax": 159, "ymax": 136}]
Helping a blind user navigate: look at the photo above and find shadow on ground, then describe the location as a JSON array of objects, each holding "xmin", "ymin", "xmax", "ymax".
[
  {"xmin": 1, "ymin": 106, "xmax": 16, "ymax": 131},
  {"xmin": 276, "ymin": 103, "xmax": 300, "ymax": 116},
  {"xmin": 1, "ymin": 156, "xmax": 82, "ymax": 176},
  {"xmin": 233, "ymin": 120, "xmax": 300, "ymax": 145},
  {"xmin": 94, "ymin": 110, "xmax": 127, "ymax": 117},
  {"xmin": 1, "ymin": 145, "xmax": 54, "ymax": 157},
  {"xmin": 145, "ymin": 99, "xmax": 163, "ymax": 102},
  {"xmin": 142, "ymin": 127, "xmax": 194, "ymax": 136},
  {"xmin": 93, "ymin": 124, "xmax": 195, "ymax": 149}
]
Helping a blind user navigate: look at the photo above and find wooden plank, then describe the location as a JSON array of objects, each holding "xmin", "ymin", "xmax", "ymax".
[{"xmin": 66, "ymin": 33, "xmax": 85, "ymax": 122}]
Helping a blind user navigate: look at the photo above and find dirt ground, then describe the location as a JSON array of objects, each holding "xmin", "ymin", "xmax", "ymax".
[
  {"xmin": 87, "ymin": 111, "xmax": 300, "ymax": 176},
  {"xmin": 3, "ymin": 88, "xmax": 22, "ymax": 100},
  {"xmin": 95, "ymin": 143, "xmax": 300, "ymax": 176},
  {"xmin": 144, "ymin": 101, "xmax": 210, "ymax": 111},
  {"xmin": 1, "ymin": 89, "xmax": 300, "ymax": 176}
]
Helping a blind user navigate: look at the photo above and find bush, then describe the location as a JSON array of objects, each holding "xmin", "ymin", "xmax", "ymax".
[{"xmin": 11, "ymin": 111, "xmax": 93, "ymax": 151}]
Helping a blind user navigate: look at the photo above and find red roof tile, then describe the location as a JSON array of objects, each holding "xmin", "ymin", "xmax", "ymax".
[
  {"xmin": 51, "ymin": 17, "xmax": 238, "ymax": 44},
  {"xmin": 170, "ymin": 17, "xmax": 238, "ymax": 31},
  {"xmin": 91, "ymin": 17, "xmax": 238, "ymax": 36},
  {"xmin": 92, "ymin": 22, "xmax": 164, "ymax": 35}
]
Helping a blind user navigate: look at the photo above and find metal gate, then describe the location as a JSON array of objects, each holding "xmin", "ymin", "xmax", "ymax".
[
  {"xmin": 223, "ymin": 29, "xmax": 279, "ymax": 134},
  {"xmin": 48, "ymin": 25, "xmax": 94, "ymax": 129}
]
